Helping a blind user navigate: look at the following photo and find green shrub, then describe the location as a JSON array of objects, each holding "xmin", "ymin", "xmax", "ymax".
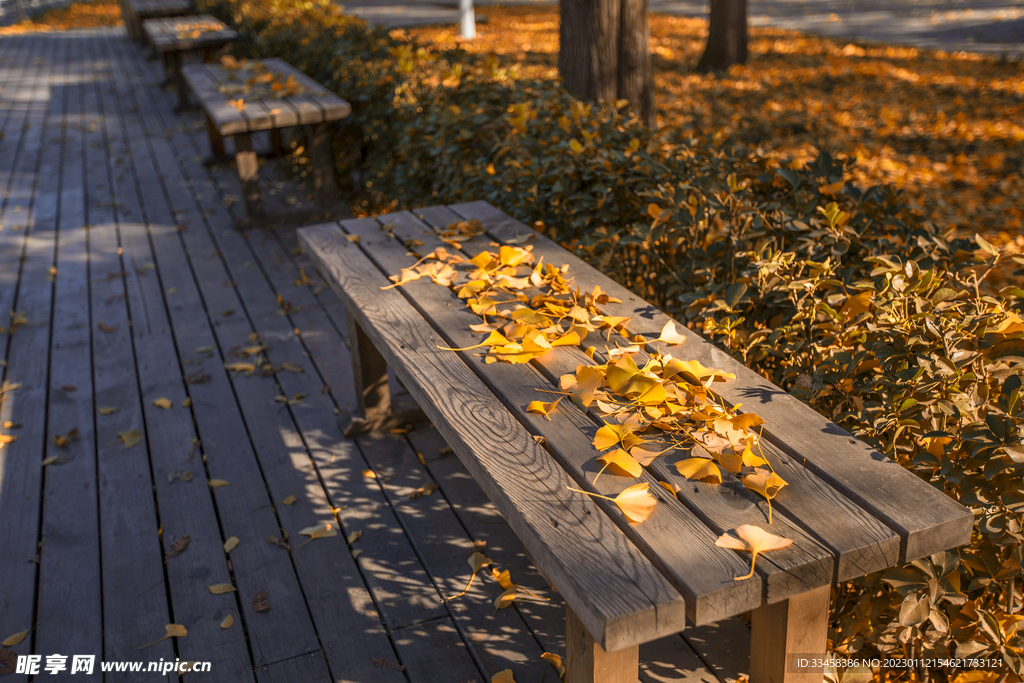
[{"xmin": 195, "ymin": 0, "xmax": 1024, "ymax": 673}]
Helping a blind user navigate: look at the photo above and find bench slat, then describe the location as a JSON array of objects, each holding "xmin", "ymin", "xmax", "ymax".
[
  {"xmin": 401, "ymin": 207, "xmax": 838, "ymax": 604},
  {"xmin": 298, "ymin": 222, "xmax": 689, "ymax": 653},
  {"xmin": 143, "ymin": 15, "xmax": 236, "ymax": 53},
  {"xmin": 262, "ymin": 58, "xmax": 352, "ymax": 122},
  {"xmin": 448, "ymin": 200, "xmax": 974, "ymax": 563}
]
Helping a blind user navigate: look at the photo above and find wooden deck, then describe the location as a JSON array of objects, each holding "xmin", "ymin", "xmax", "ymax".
[{"xmin": 0, "ymin": 28, "xmax": 750, "ymax": 682}]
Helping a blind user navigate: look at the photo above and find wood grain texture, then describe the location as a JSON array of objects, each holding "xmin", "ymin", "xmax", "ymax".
[
  {"xmin": 255, "ymin": 651, "xmax": 333, "ymax": 683},
  {"xmin": 300, "ymin": 221, "xmax": 687, "ymax": 652},
  {"xmin": 448, "ymin": 200, "xmax": 974, "ymax": 563},
  {"xmin": 567, "ymin": 604, "xmax": 640, "ymax": 683},
  {"xmin": 358, "ymin": 210, "xmax": 761, "ymax": 621},
  {"xmin": 749, "ymin": 585, "xmax": 830, "ymax": 683}
]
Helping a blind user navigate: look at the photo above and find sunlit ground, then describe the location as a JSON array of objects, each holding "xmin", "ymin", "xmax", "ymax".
[{"xmin": 406, "ymin": 6, "xmax": 1024, "ymax": 249}]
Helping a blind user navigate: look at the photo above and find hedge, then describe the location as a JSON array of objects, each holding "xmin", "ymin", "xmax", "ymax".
[{"xmin": 195, "ymin": 0, "xmax": 1024, "ymax": 674}]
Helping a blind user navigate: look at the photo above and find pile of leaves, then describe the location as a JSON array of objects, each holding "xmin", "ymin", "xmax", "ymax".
[
  {"xmin": 0, "ymin": 0, "xmax": 122, "ymax": 34},
  {"xmin": 190, "ymin": 0, "xmax": 1024, "ymax": 676}
]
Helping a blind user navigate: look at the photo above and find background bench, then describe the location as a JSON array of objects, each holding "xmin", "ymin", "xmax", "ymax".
[{"xmin": 298, "ymin": 201, "xmax": 973, "ymax": 683}]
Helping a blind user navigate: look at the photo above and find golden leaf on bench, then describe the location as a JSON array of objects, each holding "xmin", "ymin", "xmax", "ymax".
[
  {"xmin": 715, "ymin": 525, "xmax": 793, "ymax": 581},
  {"xmin": 675, "ymin": 457, "xmax": 723, "ymax": 485},
  {"xmin": 568, "ymin": 482, "xmax": 658, "ymax": 524},
  {"xmin": 595, "ymin": 448, "xmax": 643, "ymax": 481}
]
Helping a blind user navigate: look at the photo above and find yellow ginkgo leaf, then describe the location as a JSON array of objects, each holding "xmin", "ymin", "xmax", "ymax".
[
  {"xmin": 492, "ymin": 568, "xmax": 515, "ymax": 590},
  {"xmin": 346, "ymin": 530, "xmax": 362, "ymax": 544},
  {"xmin": 715, "ymin": 524, "xmax": 793, "ymax": 580},
  {"xmin": 656, "ymin": 320, "xmax": 687, "ymax": 345},
  {"xmin": 494, "ymin": 585, "xmax": 518, "ymax": 611},
  {"xmin": 592, "ymin": 423, "xmax": 641, "ymax": 452},
  {"xmin": 2, "ymin": 630, "xmax": 28, "ymax": 647},
  {"xmin": 742, "ymin": 468, "xmax": 788, "ymax": 523},
  {"xmin": 299, "ymin": 523, "xmax": 338, "ymax": 541},
  {"xmin": 138, "ymin": 624, "xmax": 188, "ymax": 650},
  {"xmin": 281, "ymin": 494, "xmax": 296, "ymax": 505},
  {"xmin": 450, "ymin": 551, "xmax": 493, "ymax": 600},
  {"xmin": 541, "ymin": 652, "xmax": 565, "ymax": 681},
  {"xmin": 629, "ymin": 445, "xmax": 670, "ymax": 465},
  {"xmin": 220, "ymin": 615, "xmax": 233, "ymax": 629},
  {"xmin": 223, "ymin": 536, "xmax": 239, "ymax": 553},
  {"xmin": 595, "ymin": 448, "xmax": 643, "ymax": 482},
  {"xmin": 0, "ymin": 433, "xmax": 16, "ymax": 448},
  {"xmin": 492, "ymin": 669, "xmax": 516, "ymax": 683},
  {"xmin": 818, "ymin": 181, "xmax": 844, "ymax": 196},
  {"xmin": 674, "ymin": 457, "xmax": 722, "ymax": 484},
  {"xmin": 208, "ymin": 479, "xmax": 230, "ymax": 488},
  {"xmin": 152, "ymin": 397, "xmax": 172, "ymax": 409},
  {"xmin": 208, "ymin": 583, "xmax": 236, "ymax": 595},
  {"xmin": 740, "ymin": 441, "xmax": 767, "ymax": 469},
  {"xmin": 730, "ymin": 413, "xmax": 765, "ymax": 431},
  {"xmin": 98, "ymin": 406, "xmax": 119, "ymax": 415},
  {"xmin": 569, "ymin": 483, "xmax": 658, "ymax": 524},
  {"xmin": 118, "ymin": 429, "xmax": 142, "ymax": 448},
  {"xmin": 526, "ymin": 396, "xmax": 563, "ymax": 420},
  {"xmin": 663, "ymin": 359, "xmax": 735, "ymax": 384}
]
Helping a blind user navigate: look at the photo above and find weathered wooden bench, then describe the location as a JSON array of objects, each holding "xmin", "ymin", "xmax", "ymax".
[
  {"xmin": 126, "ymin": 0, "xmax": 192, "ymax": 44},
  {"xmin": 182, "ymin": 58, "xmax": 351, "ymax": 229},
  {"xmin": 142, "ymin": 15, "xmax": 237, "ymax": 112},
  {"xmin": 297, "ymin": 201, "xmax": 973, "ymax": 683}
]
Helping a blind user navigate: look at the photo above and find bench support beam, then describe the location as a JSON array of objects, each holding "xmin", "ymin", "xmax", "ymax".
[
  {"xmin": 566, "ymin": 604, "xmax": 638, "ymax": 683},
  {"xmin": 750, "ymin": 584, "xmax": 830, "ymax": 683}
]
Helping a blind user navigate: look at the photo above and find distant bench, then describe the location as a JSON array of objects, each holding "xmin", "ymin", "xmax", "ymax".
[
  {"xmin": 142, "ymin": 15, "xmax": 237, "ymax": 112},
  {"xmin": 298, "ymin": 201, "xmax": 973, "ymax": 683},
  {"xmin": 183, "ymin": 58, "xmax": 350, "ymax": 229}
]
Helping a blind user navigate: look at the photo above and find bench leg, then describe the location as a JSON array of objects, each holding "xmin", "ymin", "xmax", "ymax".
[
  {"xmin": 565, "ymin": 604, "xmax": 638, "ymax": 683},
  {"xmin": 347, "ymin": 315, "xmax": 391, "ymax": 421},
  {"xmin": 233, "ymin": 131, "xmax": 266, "ymax": 226},
  {"xmin": 304, "ymin": 122, "xmax": 338, "ymax": 208},
  {"xmin": 750, "ymin": 584, "xmax": 830, "ymax": 683},
  {"xmin": 171, "ymin": 51, "xmax": 190, "ymax": 112}
]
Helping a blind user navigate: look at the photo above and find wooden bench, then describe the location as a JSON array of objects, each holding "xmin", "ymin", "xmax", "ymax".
[
  {"xmin": 297, "ymin": 201, "xmax": 973, "ymax": 683},
  {"xmin": 182, "ymin": 58, "xmax": 351, "ymax": 229},
  {"xmin": 142, "ymin": 15, "xmax": 237, "ymax": 112},
  {"xmin": 126, "ymin": 0, "xmax": 192, "ymax": 43}
]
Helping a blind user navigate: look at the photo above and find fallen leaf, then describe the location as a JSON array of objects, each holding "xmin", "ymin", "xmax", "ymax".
[
  {"xmin": 207, "ymin": 583, "xmax": 237, "ymax": 595},
  {"xmin": 595, "ymin": 448, "xmax": 643, "ymax": 481},
  {"xmin": 494, "ymin": 586, "xmax": 518, "ymax": 611},
  {"xmin": 656, "ymin": 320, "xmax": 687, "ymax": 345},
  {"xmin": 298, "ymin": 523, "xmax": 338, "ymax": 544},
  {"xmin": 0, "ymin": 434, "xmax": 16, "ymax": 448},
  {"xmin": 138, "ymin": 624, "xmax": 187, "ymax": 650},
  {"xmin": 53, "ymin": 434, "xmax": 68, "ymax": 448},
  {"xmin": 568, "ymin": 482, "xmax": 658, "ymax": 524},
  {"xmin": 450, "ymin": 551, "xmax": 492, "ymax": 600},
  {"xmin": 166, "ymin": 535, "xmax": 191, "ymax": 560},
  {"xmin": 541, "ymin": 652, "xmax": 565, "ymax": 681},
  {"xmin": 1, "ymin": 631, "xmax": 28, "ymax": 647},
  {"xmin": 352, "ymin": 549, "xmax": 364, "ymax": 559},
  {"xmin": 492, "ymin": 670, "xmax": 515, "ymax": 683},
  {"xmin": 715, "ymin": 525, "xmax": 793, "ymax": 580},
  {"xmin": 220, "ymin": 615, "xmax": 233, "ymax": 629},
  {"xmin": 675, "ymin": 457, "xmax": 722, "ymax": 484},
  {"xmin": 742, "ymin": 468, "xmax": 788, "ymax": 523},
  {"xmin": 98, "ymin": 406, "xmax": 119, "ymax": 415},
  {"xmin": 152, "ymin": 397, "xmax": 172, "ymax": 409},
  {"xmin": 281, "ymin": 494, "xmax": 296, "ymax": 505},
  {"xmin": 252, "ymin": 590, "xmax": 270, "ymax": 612},
  {"xmin": 223, "ymin": 536, "xmax": 239, "ymax": 553},
  {"xmin": 347, "ymin": 530, "xmax": 362, "ymax": 544},
  {"xmin": 41, "ymin": 456, "xmax": 60, "ymax": 466},
  {"xmin": 361, "ymin": 469, "xmax": 376, "ymax": 478},
  {"xmin": 118, "ymin": 429, "xmax": 142, "ymax": 448},
  {"xmin": 266, "ymin": 536, "xmax": 290, "ymax": 551},
  {"xmin": 208, "ymin": 479, "xmax": 230, "ymax": 488},
  {"xmin": 408, "ymin": 481, "xmax": 439, "ymax": 499},
  {"xmin": 526, "ymin": 396, "xmax": 563, "ymax": 420},
  {"xmin": 97, "ymin": 322, "xmax": 116, "ymax": 332}
]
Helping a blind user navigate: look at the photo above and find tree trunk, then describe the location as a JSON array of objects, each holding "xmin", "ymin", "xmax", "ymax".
[
  {"xmin": 559, "ymin": 0, "xmax": 653, "ymax": 126},
  {"xmin": 618, "ymin": 0, "xmax": 653, "ymax": 126},
  {"xmin": 697, "ymin": 0, "xmax": 748, "ymax": 71}
]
